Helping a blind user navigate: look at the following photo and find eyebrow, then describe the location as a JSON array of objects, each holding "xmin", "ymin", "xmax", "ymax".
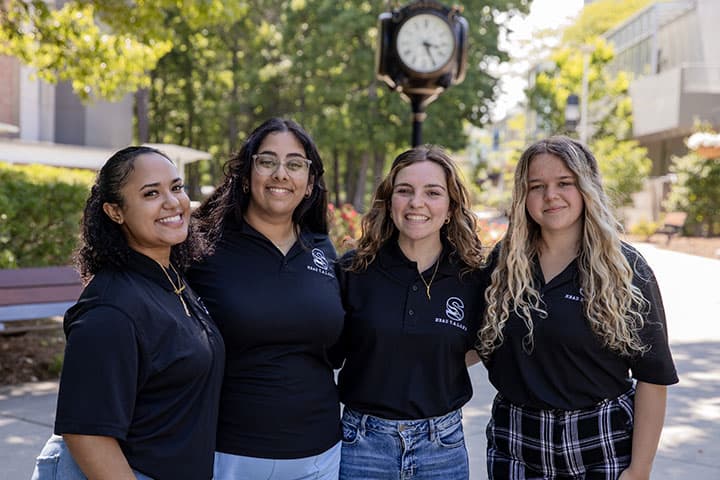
[
  {"xmin": 394, "ymin": 182, "xmax": 447, "ymax": 190},
  {"xmin": 257, "ymin": 151, "xmax": 306, "ymax": 157},
  {"xmin": 139, "ymin": 177, "xmax": 182, "ymax": 190},
  {"xmin": 527, "ymin": 175, "xmax": 574, "ymax": 183}
]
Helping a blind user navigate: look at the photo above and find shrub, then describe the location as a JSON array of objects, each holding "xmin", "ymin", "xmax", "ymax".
[
  {"xmin": 0, "ymin": 162, "xmax": 94, "ymax": 268},
  {"xmin": 328, "ymin": 203, "xmax": 361, "ymax": 254},
  {"xmin": 628, "ymin": 219, "xmax": 659, "ymax": 241},
  {"xmin": 665, "ymin": 152, "xmax": 720, "ymax": 236}
]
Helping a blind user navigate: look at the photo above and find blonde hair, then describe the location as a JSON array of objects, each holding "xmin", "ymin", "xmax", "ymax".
[
  {"xmin": 477, "ymin": 136, "xmax": 649, "ymax": 359},
  {"xmin": 349, "ymin": 145, "xmax": 483, "ymax": 272}
]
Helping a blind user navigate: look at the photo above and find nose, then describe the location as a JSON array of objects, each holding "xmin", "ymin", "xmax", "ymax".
[
  {"xmin": 409, "ymin": 193, "xmax": 423, "ymax": 208},
  {"xmin": 162, "ymin": 190, "xmax": 181, "ymax": 208},
  {"xmin": 271, "ymin": 162, "xmax": 290, "ymax": 180},
  {"xmin": 544, "ymin": 185, "xmax": 560, "ymax": 200}
]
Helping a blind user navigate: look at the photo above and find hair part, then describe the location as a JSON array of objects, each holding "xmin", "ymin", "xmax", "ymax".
[
  {"xmin": 75, "ymin": 146, "xmax": 205, "ymax": 283},
  {"xmin": 349, "ymin": 144, "xmax": 484, "ymax": 273},
  {"xmin": 477, "ymin": 136, "xmax": 649, "ymax": 359},
  {"xmin": 194, "ymin": 117, "xmax": 329, "ymax": 251}
]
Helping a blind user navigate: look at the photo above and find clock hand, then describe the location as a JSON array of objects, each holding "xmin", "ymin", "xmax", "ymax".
[{"xmin": 423, "ymin": 41, "xmax": 437, "ymax": 66}]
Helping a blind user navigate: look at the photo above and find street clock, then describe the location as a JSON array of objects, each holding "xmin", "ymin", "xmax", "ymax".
[
  {"xmin": 376, "ymin": 0, "xmax": 468, "ymax": 146},
  {"xmin": 396, "ymin": 12, "xmax": 456, "ymax": 75}
]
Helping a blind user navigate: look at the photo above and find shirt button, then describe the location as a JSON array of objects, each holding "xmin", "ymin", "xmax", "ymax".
[
  {"xmin": 412, "ymin": 285, "xmax": 418, "ymax": 292},
  {"xmin": 408, "ymin": 309, "xmax": 415, "ymax": 316}
]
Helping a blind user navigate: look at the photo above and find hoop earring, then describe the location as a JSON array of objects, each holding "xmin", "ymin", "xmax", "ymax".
[
  {"xmin": 242, "ymin": 180, "xmax": 249, "ymax": 194},
  {"xmin": 444, "ymin": 217, "xmax": 451, "ymax": 225}
]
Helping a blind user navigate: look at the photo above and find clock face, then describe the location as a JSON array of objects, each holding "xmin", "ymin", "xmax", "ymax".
[{"xmin": 396, "ymin": 13, "xmax": 455, "ymax": 74}]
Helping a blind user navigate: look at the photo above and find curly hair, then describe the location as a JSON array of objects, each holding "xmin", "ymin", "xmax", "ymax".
[
  {"xmin": 193, "ymin": 118, "xmax": 329, "ymax": 250},
  {"xmin": 349, "ymin": 145, "xmax": 484, "ymax": 273},
  {"xmin": 75, "ymin": 146, "xmax": 205, "ymax": 283},
  {"xmin": 477, "ymin": 136, "xmax": 649, "ymax": 359}
]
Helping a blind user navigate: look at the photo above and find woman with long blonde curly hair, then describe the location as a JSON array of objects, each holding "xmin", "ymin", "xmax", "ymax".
[
  {"xmin": 479, "ymin": 136, "xmax": 677, "ymax": 480},
  {"xmin": 333, "ymin": 145, "xmax": 486, "ymax": 480}
]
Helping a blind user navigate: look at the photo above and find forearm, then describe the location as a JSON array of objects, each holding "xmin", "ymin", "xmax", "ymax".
[
  {"xmin": 63, "ymin": 434, "xmax": 136, "ymax": 480},
  {"xmin": 621, "ymin": 382, "xmax": 668, "ymax": 480}
]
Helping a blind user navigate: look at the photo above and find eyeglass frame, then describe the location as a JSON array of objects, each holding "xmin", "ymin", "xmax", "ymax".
[{"xmin": 251, "ymin": 153, "xmax": 313, "ymax": 177}]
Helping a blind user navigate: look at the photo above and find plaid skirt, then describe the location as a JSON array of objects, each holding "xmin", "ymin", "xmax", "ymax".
[{"xmin": 486, "ymin": 387, "xmax": 635, "ymax": 479}]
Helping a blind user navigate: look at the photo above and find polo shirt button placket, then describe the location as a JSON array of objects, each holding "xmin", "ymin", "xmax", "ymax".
[{"xmin": 411, "ymin": 284, "xmax": 419, "ymax": 292}]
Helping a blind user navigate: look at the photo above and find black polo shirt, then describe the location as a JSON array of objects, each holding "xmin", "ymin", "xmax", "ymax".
[
  {"xmin": 334, "ymin": 240, "xmax": 487, "ymax": 420},
  {"xmin": 187, "ymin": 218, "xmax": 344, "ymax": 459},
  {"xmin": 54, "ymin": 249, "xmax": 225, "ymax": 480},
  {"xmin": 484, "ymin": 243, "xmax": 678, "ymax": 410}
]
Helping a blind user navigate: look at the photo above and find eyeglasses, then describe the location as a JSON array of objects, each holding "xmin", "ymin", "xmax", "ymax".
[{"xmin": 252, "ymin": 153, "xmax": 312, "ymax": 177}]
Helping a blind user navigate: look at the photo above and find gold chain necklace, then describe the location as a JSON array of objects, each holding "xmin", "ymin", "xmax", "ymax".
[
  {"xmin": 419, "ymin": 258, "xmax": 441, "ymax": 301},
  {"xmin": 156, "ymin": 260, "xmax": 190, "ymax": 316}
]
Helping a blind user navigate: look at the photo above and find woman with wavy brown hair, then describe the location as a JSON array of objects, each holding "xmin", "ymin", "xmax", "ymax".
[
  {"xmin": 333, "ymin": 145, "xmax": 486, "ymax": 480},
  {"xmin": 479, "ymin": 136, "xmax": 677, "ymax": 480}
]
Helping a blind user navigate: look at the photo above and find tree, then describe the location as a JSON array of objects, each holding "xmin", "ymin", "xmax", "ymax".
[{"xmin": 525, "ymin": 1, "xmax": 655, "ymax": 208}]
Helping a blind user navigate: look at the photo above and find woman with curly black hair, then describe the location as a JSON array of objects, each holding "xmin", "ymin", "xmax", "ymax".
[
  {"xmin": 32, "ymin": 146, "xmax": 225, "ymax": 480},
  {"xmin": 188, "ymin": 118, "xmax": 344, "ymax": 480}
]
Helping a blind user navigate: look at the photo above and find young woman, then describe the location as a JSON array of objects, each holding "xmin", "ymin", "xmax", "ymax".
[
  {"xmin": 334, "ymin": 145, "xmax": 486, "ymax": 480},
  {"xmin": 188, "ymin": 118, "xmax": 344, "ymax": 480},
  {"xmin": 478, "ymin": 136, "xmax": 677, "ymax": 480},
  {"xmin": 32, "ymin": 146, "xmax": 225, "ymax": 480}
]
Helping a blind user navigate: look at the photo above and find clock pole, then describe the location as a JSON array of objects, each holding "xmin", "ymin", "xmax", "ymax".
[
  {"xmin": 376, "ymin": 0, "xmax": 468, "ymax": 148},
  {"xmin": 411, "ymin": 96, "xmax": 427, "ymax": 147}
]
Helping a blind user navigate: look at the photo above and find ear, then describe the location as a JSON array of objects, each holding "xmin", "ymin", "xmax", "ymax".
[
  {"xmin": 103, "ymin": 202, "xmax": 124, "ymax": 224},
  {"xmin": 306, "ymin": 175, "xmax": 315, "ymax": 197}
]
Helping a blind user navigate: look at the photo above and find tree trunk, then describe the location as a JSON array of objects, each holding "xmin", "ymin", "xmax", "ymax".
[
  {"xmin": 332, "ymin": 147, "xmax": 340, "ymax": 206},
  {"xmin": 352, "ymin": 152, "xmax": 370, "ymax": 212},
  {"xmin": 371, "ymin": 148, "xmax": 386, "ymax": 191},
  {"xmin": 135, "ymin": 88, "xmax": 150, "ymax": 143}
]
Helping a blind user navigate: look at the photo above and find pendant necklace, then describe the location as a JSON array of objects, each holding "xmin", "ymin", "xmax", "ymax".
[
  {"xmin": 419, "ymin": 257, "xmax": 441, "ymax": 300},
  {"xmin": 156, "ymin": 260, "xmax": 191, "ymax": 316}
]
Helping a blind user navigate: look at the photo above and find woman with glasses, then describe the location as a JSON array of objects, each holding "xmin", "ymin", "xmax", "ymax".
[
  {"xmin": 333, "ymin": 145, "xmax": 487, "ymax": 480},
  {"xmin": 188, "ymin": 118, "xmax": 344, "ymax": 480}
]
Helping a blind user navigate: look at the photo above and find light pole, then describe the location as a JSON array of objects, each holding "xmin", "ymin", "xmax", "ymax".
[
  {"xmin": 565, "ymin": 93, "xmax": 580, "ymax": 134},
  {"xmin": 579, "ymin": 44, "xmax": 594, "ymax": 144}
]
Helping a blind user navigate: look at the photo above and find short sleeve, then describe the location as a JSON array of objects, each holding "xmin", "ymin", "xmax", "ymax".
[
  {"xmin": 628, "ymin": 253, "xmax": 678, "ymax": 386},
  {"xmin": 54, "ymin": 305, "xmax": 140, "ymax": 439}
]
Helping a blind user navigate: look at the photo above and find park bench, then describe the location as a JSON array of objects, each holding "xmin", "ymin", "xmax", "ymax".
[
  {"xmin": 654, "ymin": 211, "xmax": 688, "ymax": 244},
  {"xmin": 0, "ymin": 266, "xmax": 82, "ymax": 334}
]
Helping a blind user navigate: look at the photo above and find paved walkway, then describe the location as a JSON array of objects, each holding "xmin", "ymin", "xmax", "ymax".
[{"xmin": 1, "ymin": 243, "xmax": 719, "ymax": 479}]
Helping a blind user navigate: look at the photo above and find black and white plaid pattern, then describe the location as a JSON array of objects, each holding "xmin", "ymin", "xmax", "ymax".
[{"xmin": 486, "ymin": 388, "xmax": 635, "ymax": 479}]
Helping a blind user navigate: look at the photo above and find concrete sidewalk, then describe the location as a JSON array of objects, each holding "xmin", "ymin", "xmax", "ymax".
[{"xmin": 2, "ymin": 243, "xmax": 719, "ymax": 479}]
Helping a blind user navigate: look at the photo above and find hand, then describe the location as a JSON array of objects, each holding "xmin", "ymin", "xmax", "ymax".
[{"xmin": 618, "ymin": 464, "xmax": 651, "ymax": 480}]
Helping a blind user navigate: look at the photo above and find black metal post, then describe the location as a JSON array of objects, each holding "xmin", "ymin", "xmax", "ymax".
[{"xmin": 410, "ymin": 95, "xmax": 427, "ymax": 147}]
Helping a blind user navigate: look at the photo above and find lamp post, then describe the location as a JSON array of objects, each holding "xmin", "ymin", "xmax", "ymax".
[
  {"xmin": 565, "ymin": 93, "xmax": 580, "ymax": 134},
  {"xmin": 579, "ymin": 45, "xmax": 593, "ymax": 144}
]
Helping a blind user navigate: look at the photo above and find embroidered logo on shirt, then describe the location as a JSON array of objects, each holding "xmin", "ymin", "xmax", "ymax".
[
  {"xmin": 312, "ymin": 248, "xmax": 329, "ymax": 269},
  {"xmin": 564, "ymin": 288, "xmax": 584, "ymax": 302},
  {"xmin": 306, "ymin": 248, "xmax": 334, "ymax": 278},
  {"xmin": 434, "ymin": 296, "xmax": 467, "ymax": 331}
]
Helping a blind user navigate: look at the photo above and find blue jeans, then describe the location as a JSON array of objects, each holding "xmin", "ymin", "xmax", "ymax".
[
  {"xmin": 213, "ymin": 441, "xmax": 341, "ymax": 480},
  {"xmin": 31, "ymin": 435, "xmax": 154, "ymax": 480},
  {"xmin": 339, "ymin": 407, "xmax": 469, "ymax": 480}
]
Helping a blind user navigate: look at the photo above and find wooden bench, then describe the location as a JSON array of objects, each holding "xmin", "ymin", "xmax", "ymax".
[
  {"xmin": 654, "ymin": 211, "xmax": 688, "ymax": 244},
  {"xmin": 0, "ymin": 266, "xmax": 82, "ymax": 333}
]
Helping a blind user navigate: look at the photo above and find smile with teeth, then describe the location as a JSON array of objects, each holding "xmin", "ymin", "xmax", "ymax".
[
  {"xmin": 157, "ymin": 214, "xmax": 183, "ymax": 224},
  {"xmin": 268, "ymin": 187, "xmax": 292, "ymax": 194},
  {"xmin": 405, "ymin": 214, "xmax": 430, "ymax": 221}
]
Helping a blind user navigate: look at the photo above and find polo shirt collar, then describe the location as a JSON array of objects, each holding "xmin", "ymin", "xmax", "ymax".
[
  {"xmin": 126, "ymin": 248, "xmax": 182, "ymax": 293},
  {"xmin": 377, "ymin": 236, "xmax": 460, "ymax": 281},
  {"xmin": 228, "ymin": 215, "xmax": 325, "ymax": 249}
]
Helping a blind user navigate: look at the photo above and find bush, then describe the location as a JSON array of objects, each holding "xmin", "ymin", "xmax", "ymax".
[
  {"xmin": 0, "ymin": 162, "xmax": 94, "ymax": 268},
  {"xmin": 328, "ymin": 203, "xmax": 361, "ymax": 254},
  {"xmin": 665, "ymin": 153, "xmax": 720, "ymax": 236},
  {"xmin": 628, "ymin": 219, "xmax": 659, "ymax": 241}
]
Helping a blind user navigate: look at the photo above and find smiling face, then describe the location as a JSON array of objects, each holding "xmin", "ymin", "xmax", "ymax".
[
  {"xmin": 390, "ymin": 160, "xmax": 450, "ymax": 250},
  {"xmin": 245, "ymin": 131, "xmax": 312, "ymax": 227},
  {"xmin": 525, "ymin": 153, "xmax": 584, "ymax": 239},
  {"xmin": 102, "ymin": 152, "xmax": 190, "ymax": 265}
]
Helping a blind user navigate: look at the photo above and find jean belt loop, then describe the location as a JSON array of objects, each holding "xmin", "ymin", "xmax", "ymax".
[
  {"xmin": 428, "ymin": 416, "xmax": 437, "ymax": 441},
  {"xmin": 359, "ymin": 413, "xmax": 368, "ymax": 436}
]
